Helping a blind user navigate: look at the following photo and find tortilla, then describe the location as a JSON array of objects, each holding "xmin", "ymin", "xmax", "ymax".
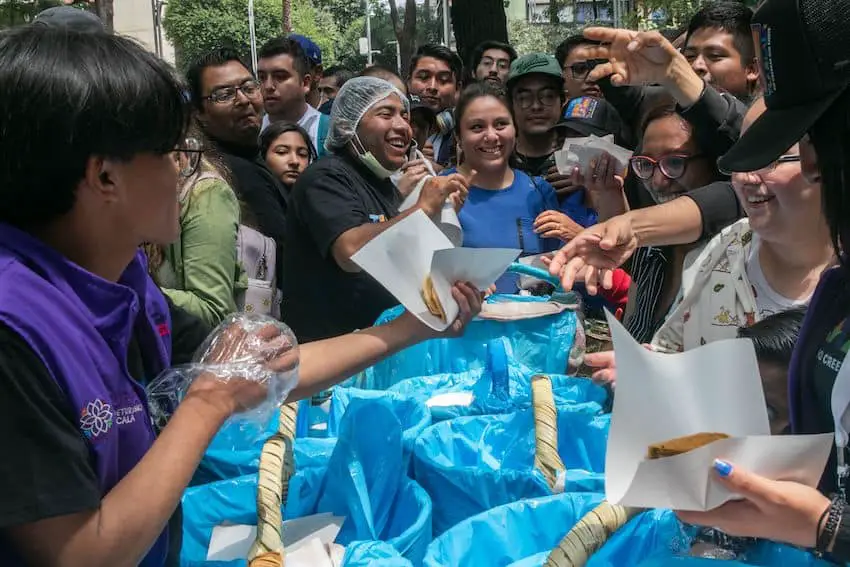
[
  {"xmin": 647, "ymin": 432, "xmax": 729, "ymax": 459},
  {"xmin": 421, "ymin": 275, "xmax": 447, "ymax": 322}
]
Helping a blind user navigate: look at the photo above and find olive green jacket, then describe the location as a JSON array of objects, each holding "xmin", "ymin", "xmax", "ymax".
[{"xmin": 156, "ymin": 176, "xmax": 246, "ymax": 328}]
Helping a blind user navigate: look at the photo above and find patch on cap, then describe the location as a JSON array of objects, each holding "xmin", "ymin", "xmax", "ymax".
[
  {"xmin": 752, "ymin": 24, "xmax": 777, "ymax": 97},
  {"xmin": 565, "ymin": 97, "xmax": 599, "ymax": 120}
]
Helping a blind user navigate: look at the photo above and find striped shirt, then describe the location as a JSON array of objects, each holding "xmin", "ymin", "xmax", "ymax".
[{"xmin": 624, "ymin": 246, "xmax": 670, "ymax": 343}]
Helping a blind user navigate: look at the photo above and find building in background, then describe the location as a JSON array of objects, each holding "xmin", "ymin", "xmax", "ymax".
[{"xmin": 114, "ymin": 0, "xmax": 174, "ymax": 63}]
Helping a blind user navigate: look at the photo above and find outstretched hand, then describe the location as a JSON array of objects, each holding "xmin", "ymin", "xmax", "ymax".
[
  {"xmin": 577, "ymin": 28, "xmax": 682, "ymax": 87},
  {"xmin": 546, "ymin": 214, "xmax": 638, "ymax": 294}
]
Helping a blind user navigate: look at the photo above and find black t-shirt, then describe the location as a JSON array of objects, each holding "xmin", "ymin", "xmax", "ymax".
[
  {"xmin": 684, "ymin": 181, "xmax": 744, "ymax": 241},
  {"xmin": 282, "ymin": 151, "xmax": 401, "ymax": 342},
  {"xmin": 0, "ymin": 320, "xmax": 186, "ymax": 566},
  {"xmin": 513, "ymin": 151, "xmax": 555, "ymax": 178}
]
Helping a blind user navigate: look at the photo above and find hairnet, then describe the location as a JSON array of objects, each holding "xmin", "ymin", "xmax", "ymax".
[{"xmin": 325, "ymin": 76, "xmax": 409, "ymax": 151}]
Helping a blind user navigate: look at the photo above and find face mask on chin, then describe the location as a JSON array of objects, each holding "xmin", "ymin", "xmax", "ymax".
[{"xmin": 351, "ymin": 133, "xmax": 400, "ymax": 180}]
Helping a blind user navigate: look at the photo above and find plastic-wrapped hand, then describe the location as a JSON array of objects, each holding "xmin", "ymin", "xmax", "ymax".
[
  {"xmin": 677, "ymin": 460, "xmax": 831, "ymax": 549},
  {"xmin": 575, "ymin": 28, "xmax": 681, "ymax": 87},
  {"xmin": 533, "ymin": 210, "xmax": 586, "ymax": 242},
  {"xmin": 547, "ymin": 214, "xmax": 638, "ymax": 294},
  {"xmin": 146, "ymin": 314, "xmax": 300, "ymax": 429}
]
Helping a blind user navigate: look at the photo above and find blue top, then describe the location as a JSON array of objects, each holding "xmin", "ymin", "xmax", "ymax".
[
  {"xmin": 447, "ymin": 168, "xmax": 560, "ymax": 293},
  {"xmin": 559, "ymin": 187, "xmax": 599, "ymax": 228}
]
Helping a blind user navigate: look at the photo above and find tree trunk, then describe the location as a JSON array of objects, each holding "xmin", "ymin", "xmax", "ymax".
[
  {"xmin": 549, "ymin": 0, "xmax": 561, "ymax": 24},
  {"xmin": 282, "ymin": 0, "xmax": 291, "ymax": 33},
  {"xmin": 95, "ymin": 0, "xmax": 113, "ymax": 32},
  {"xmin": 388, "ymin": 0, "xmax": 418, "ymax": 76},
  {"xmin": 451, "ymin": 0, "xmax": 507, "ymax": 68}
]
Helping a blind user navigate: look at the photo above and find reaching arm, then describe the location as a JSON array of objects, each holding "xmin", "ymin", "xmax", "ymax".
[
  {"xmin": 626, "ymin": 194, "xmax": 704, "ymax": 247},
  {"xmin": 331, "ymin": 206, "xmax": 426, "ymax": 272},
  {"xmin": 290, "ymin": 282, "xmax": 482, "ymax": 401}
]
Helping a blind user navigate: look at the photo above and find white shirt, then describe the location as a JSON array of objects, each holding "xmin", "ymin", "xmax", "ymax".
[
  {"xmin": 261, "ymin": 104, "xmax": 322, "ymax": 153},
  {"xmin": 745, "ymin": 235, "xmax": 811, "ymax": 319}
]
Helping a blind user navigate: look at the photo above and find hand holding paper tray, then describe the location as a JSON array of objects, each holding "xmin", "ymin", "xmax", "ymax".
[
  {"xmin": 555, "ymin": 134, "xmax": 633, "ymax": 179},
  {"xmin": 351, "ymin": 209, "xmax": 520, "ymax": 331},
  {"xmin": 604, "ymin": 310, "xmax": 832, "ymax": 511}
]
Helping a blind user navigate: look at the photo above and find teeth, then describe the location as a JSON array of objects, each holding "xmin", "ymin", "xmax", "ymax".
[
  {"xmin": 480, "ymin": 147, "xmax": 501, "ymax": 154},
  {"xmin": 747, "ymin": 195, "xmax": 773, "ymax": 204}
]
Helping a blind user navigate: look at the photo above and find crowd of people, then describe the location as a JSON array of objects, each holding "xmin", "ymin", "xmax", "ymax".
[{"xmin": 0, "ymin": 0, "xmax": 850, "ymax": 564}]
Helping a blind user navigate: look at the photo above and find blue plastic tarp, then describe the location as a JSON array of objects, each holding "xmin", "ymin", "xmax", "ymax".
[
  {"xmin": 197, "ymin": 388, "xmax": 431, "ymax": 484},
  {"xmin": 342, "ymin": 541, "xmax": 414, "ymax": 566},
  {"xmin": 346, "ymin": 295, "xmax": 578, "ymax": 390},
  {"xmin": 413, "ymin": 406, "xmax": 610, "ymax": 535},
  {"xmin": 182, "ymin": 398, "xmax": 432, "ymax": 565}
]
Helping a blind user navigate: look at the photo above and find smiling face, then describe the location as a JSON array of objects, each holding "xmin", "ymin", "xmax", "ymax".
[
  {"xmin": 257, "ymin": 53, "xmax": 310, "ymax": 120},
  {"xmin": 265, "ymin": 130, "xmax": 311, "ymax": 186},
  {"xmin": 197, "ymin": 61, "xmax": 264, "ymax": 146},
  {"xmin": 354, "ymin": 93, "xmax": 412, "ymax": 171},
  {"xmin": 457, "ymin": 95, "xmax": 516, "ymax": 173},
  {"xmin": 638, "ymin": 113, "xmax": 715, "ymax": 202},
  {"xmin": 511, "ymin": 75, "xmax": 563, "ymax": 137},
  {"xmin": 731, "ymin": 99, "xmax": 821, "ymax": 244},
  {"xmin": 682, "ymin": 28, "xmax": 757, "ymax": 99},
  {"xmin": 408, "ymin": 56, "xmax": 457, "ymax": 112}
]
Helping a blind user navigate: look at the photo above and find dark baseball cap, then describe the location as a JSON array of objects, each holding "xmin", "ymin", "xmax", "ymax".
[
  {"xmin": 718, "ymin": 0, "xmax": 850, "ymax": 173},
  {"xmin": 288, "ymin": 34, "xmax": 322, "ymax": 66},
  {"xmin": 554, "ymin": 96, "xmax": 625, "ymax": 141},
  {"xmin": 33, "ymin": 6, "xmax": 105, "ymax": 33},
  {"xmin": 506, "ymin": 53, "xmax": 563, "ymax": 90}
]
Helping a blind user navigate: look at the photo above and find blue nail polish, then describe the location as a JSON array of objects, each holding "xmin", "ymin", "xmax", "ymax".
[{"xmin": 714, "ymin": 459, "xmax": 733, "ymax": 477}]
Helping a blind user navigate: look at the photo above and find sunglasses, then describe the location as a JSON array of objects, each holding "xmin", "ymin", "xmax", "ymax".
[{"xmin": 630, "ymin": 153, "xmax": 705, "ymax": 181}]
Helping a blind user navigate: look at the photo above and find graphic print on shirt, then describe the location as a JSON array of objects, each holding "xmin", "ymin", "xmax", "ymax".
[
  {"xmin": 80, "ymin": 399, "xmax": 114, "ymax": 440},
  {"xmin": 818, "ymin": 317, "xmax": 850, "ymax": 376}
]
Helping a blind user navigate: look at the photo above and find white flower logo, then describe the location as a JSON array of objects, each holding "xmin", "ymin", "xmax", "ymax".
[{"xmin": 80, "ymin": 399, "xmax": 114, "ymax": 439}]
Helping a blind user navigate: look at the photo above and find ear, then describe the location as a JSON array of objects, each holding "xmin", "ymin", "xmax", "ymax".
[
  {"xmin": 302, "ymin": 72, "xmax": 313, "ymax": 96},
  {"xmin": 746, "ymin": 58, "xmax": 760, "ymax": 89},
  {"xmin": 82, "ymin": 155, "xmax": 120, "ymax": 204}
]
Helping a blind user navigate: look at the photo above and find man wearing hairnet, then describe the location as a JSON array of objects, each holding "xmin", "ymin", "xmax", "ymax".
[{"xmin": 282, "ymin": 77, "xmax": 469, "ymax": 342}]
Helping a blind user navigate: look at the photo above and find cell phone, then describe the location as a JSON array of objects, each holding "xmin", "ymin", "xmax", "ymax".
[{"xmin": 407, "ymin": 140, "xmax": 419, "ymax": 162}]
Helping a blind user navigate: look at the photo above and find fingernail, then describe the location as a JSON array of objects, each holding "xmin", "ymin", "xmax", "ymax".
[
  {"xmin": 627, "ymin": 40, "xmax": 639, "ymax": 51},
  {"xmin": 713, "ymin": 459, "xmax": 733, "ymax": 477}
]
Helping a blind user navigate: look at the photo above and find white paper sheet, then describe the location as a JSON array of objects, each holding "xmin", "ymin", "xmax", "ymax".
[
  {"xmin": 604, "ymin": 311, "xmax": 833, "ymax": 511},
  {"xmin": 351, "ymin": 210, "xmax": 520, "ymax": 331},
  {"xmin": 206, "ymin": 513, "xmax": 344, "ymax": 561},
  {"xmin": 399, "ymin": 176, "xmax": 463, "ymax": 246},
  {"xmin": 554, "ymin": 134, "xmax": 633, "ymax": 179}
]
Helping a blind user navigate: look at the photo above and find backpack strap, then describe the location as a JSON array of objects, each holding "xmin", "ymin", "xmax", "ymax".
[{"xmin": 316, "ymin": 114, "xmax": 330, "ymax": 158}]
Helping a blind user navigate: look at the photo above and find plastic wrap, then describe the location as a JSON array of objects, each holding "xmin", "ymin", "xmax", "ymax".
[
  {"xmin": 413, "ymin": 406, "xmax": 609, "ymax": 535},
  {"xmin": 146, "ymin": 313, "xmax": 299, "ymax": 437}
]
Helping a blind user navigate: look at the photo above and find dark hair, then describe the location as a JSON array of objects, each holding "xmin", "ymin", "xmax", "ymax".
[
  {"xmin": 259, "ymin": 121, "xmax": 317, "ymax": 162},
  {"xmin": 0, "ymin": 26, "xmax": 189, "ymax": 229},
  {"xmin": 186, "ymin": 47, "xmax": 250, "ymax": 111},
  {"xmin": 258, "ymin": 36, "xmax": 309, "ymax": 79},
  {"xmin": 639, "ymin": 101, "xmax": 687, "ymax": 137},
  {"xmin": 685, "ymin": 1, "xmax": 755, "ymax": 65},
  {"xmin": 470, "ymin": 40, "xmax": 518, "ymax": 70},
  {"xmin": 555, "ymin": 35, "xmax": 601, "ymax": 69},
  {"xmin": 323, "ymin": 65, "xmax": 354, "ymax": 89},
  {"xmin": 660, "ymin": 25, "xmax": 688, "ymax": 43},
  {"xmin": 810, "ymin": 88, "xmax": 850, "ymax": 263},
  {"xmin": 409, "ymin": 44, "xmax": 463, "ymax": 84},
  {"xmin": 360, "ymin": 64, "xmax": 402, "ymax": 83},
  {"xmin": 453, "ymin": 81, "xmax": 510, "ymax": 135},
  {"xmin": 738, "ymin": 307, "xmax": 807, "ymax": 367}
]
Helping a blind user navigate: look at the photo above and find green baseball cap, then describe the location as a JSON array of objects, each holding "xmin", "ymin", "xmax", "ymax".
[{"xmin": 506, "ymin": 53, "xmax": 563, "ymax": 89}]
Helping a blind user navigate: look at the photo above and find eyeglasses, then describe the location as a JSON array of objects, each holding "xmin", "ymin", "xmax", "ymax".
[
  {"xmin": 722, "ymin": 154, "xmax": 801, "ymax": 176},
  {"xmin": 514, "ymin": 88, "xmax": 561, "ymax": 109},
  {"xmin": 630, "ymin": 153, "xmax": 705, "ymax": 180},
  {"xmin": 568, "ymin": 59, "xmax": 607, "ymax": 80},
  {"xmin": 203, "ymin": 80, "xmax": 261, "ymax": 104},
  {"xmin": 173, "ymin": 137, "xmax": 203, "ymax": 178}
]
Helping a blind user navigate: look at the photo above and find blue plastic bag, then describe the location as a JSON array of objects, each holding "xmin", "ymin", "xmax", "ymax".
[
  {"xmin": 343, "ymin": 541, "xmax": 414, "ymax": 566},
  {"xmin": 326, "ymin": 388, "xmax": 430, "ymax": 470},
  {"xmin": 197, "ymin": 388, "xmax": 430, "ymax": 484},
  {"xmin": 182, "ymin": 398, "xmax": 432, "ymax": 565},
  {"xmin": 389, "ymin": 340, "xmax": 607, "ymax": 424},
  {"xmin": 347, "ymin": 294, "xmax": 578, "ymax": 390},
  {"xmin": 413, "ymin": 406, "xmax": 610, "ymax": 535}
]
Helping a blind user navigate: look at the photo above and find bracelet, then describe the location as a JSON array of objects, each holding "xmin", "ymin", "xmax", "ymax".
[{"xmin": 815, "ymin": 496, "xmax": 843, "ymax": 556}]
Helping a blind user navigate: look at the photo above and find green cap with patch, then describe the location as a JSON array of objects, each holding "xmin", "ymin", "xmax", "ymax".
[{"xmin": 506, "ymin": 53, "xmax": 563, "ymax": 90}]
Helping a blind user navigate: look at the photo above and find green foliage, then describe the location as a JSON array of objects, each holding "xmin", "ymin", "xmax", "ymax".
[
  {"xmin": 164, "ymin": 0, "xmax": 338, "ymax": 71},
  {"xmin": 508, "ymin": 20, "xmax": 584, "ymax": 56},
  {"xmin": 0, "ymin": 0, "xmax": 62, "ymax": 29}
]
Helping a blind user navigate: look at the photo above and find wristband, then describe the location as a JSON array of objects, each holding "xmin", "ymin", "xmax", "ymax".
[
  {"xmin": 831, "ymin": 504, "xmax": 850, "ymax": 560},
  {"xmin": 815, "ymin": 497, "xmax": 843, "ymax": 556}
]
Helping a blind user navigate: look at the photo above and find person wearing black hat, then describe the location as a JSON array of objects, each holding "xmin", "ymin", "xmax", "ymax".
[
  {"xmin": 553, "ymin": 0, "xmax": 850, "ymax": 556},
  {"xmin": 33, "ymin": 5, "xmax": 106, "ymax": 33}
]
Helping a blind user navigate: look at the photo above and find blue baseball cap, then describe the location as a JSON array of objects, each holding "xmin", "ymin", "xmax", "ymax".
[{"xmin": 288, "ymin": 34, "xmax": 322, "ymax": 66}]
